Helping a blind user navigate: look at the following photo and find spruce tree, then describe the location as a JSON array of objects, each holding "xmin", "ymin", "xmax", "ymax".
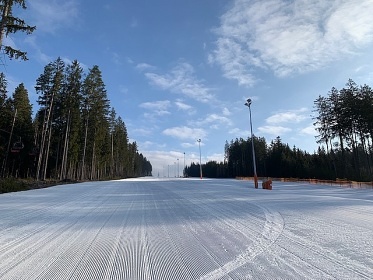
[
  {"xmin": 0, "ymin": 72, "xmax": 9, "ymax": 176},
  {"xmin": 35, "ymin": 57, "xmax": 65, "ymax": 180},
  {"xmin": 81, "ymin": 65, "xmax": 110, "ymax": 180},
  {"xmin": 11, "ymin": 83, "xmax": 33, "ymax": 177},
  {"xmin": 59, "ymin": 60, "xmax": 83, "ymax": 180},
  {"xmin": 0, "ymin": 0, "xmax": 35, "ymax": 60},
  {"xmin": 0, "ymin": 72, "xmax": 8, "ymax": 155}
]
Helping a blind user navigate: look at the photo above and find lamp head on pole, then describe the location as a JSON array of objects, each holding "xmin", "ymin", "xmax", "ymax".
[{"xmin": 244, "ymin": 98, "xmax": 252, "ymax": 107}]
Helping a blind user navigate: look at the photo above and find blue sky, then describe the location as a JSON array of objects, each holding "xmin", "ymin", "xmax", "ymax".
[{"xmin": 3, "ymin": 0, "xmax": 373, "ymax": 177}]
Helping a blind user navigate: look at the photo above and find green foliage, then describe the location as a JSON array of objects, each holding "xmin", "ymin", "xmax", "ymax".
[
  {"xmin": 0, "ymin": 73, "xmax": 34, "ymax": 178},
  {"xmin": 10, "ymin": 83, "xmax": 34, "ymax": 178},
  {"xmin": 0, "ymin": 177, "xmax": 28, "ymax": 193},
  {"xmin": 30, "ymin": 58, "xmax": 152, "ymax": 181},
  {"xmin": 314, "ymin": 79, "xmax": 373, "ymax": 180},
  {"xmin": 0, "ymin": 0, "xmax": 36, "ymax": 61},
  {"xmin": 0, "ymin": 72, "xmax": 9, "ymax": 157},
  {"xmin": 1, "ymin": 58, "xmax": 152, "ymax": 181}
]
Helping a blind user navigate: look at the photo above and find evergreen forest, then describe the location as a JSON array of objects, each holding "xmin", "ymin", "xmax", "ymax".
[
  {"xmin": 0, "ymin": 58, "xmax": 152, "ymax": 181},
  {"xmin": 186, "ymin": 80, "xmax": 373, "ymax": 182}
]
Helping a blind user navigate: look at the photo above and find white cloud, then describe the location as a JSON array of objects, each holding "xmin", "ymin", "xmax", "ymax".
[
  {"xmin": 208, "ymin": 38, "xmax": 258, "ymax": 86},
  {"xmin": 195, "ymin": 114, "xmax": 232, "ymax": 127},
  {"xmin": 29, "ymin": 0, "xmax": 80, "ymax": 33},
  {"xmin": 206, "ymin": 153, "xmax": 225, "ymax": 163},
  {"xmin": 300, "ymin": 124, "xmax": 317, "ymax": 136},
  {"xmin": 140, "ymin": 141, "xmax": 154, "ymax": 149},
  {"xmin": 140, "ymin": 100, "xmax": 170, "ymax": 111},
  {"xmin": 126, "ymin": 57, "xmax": 134, "ymax": 64},
  {"xmin": 211, "ymin": 0, "xmax": 373, "ymax": 85},
  {"xmin": 132, "ymin": 128, "xmax": 153, "ymax": 137},
  {"xmin": 163, "ymin": 126, "xmax": 207, "ymax": 140},
  {"xmin": 258, "ymin": 125, "xmax": 292, "ymax": 136},
  {"xmin": 174, "ymin": 100, "xmax": 192, "ymax": 111},
  {"xmin": 222, "ymin": 107, "xmax": 231, "ymax": 116},
  {"xmin": 144, "ymin": 62, "xmax": 214, "ymax": 102},
  {"xmin": 140, "ymin": 100, "xmax": 171, "ymax": 120},
  {"xmin": 181, "ymin": 142, "xmax": 196, "ymax": 148},
  {"xmin": 175, "ymin": 100, "xmax": 196, "ymax": 115},
  {"xmin": 266, "ymin": 108, "xmax": 308, "ymax": 124},
  {"xmin": 136, "ymin": 63, "xmax": 155, "ymax": 72}
]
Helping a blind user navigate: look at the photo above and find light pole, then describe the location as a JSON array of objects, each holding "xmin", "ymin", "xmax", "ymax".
[
  {"xmin": 244, "ymin": 99, "xmax": 258, "ymax": 189},
  {"xmin": 168, "ymin": 164, "xmax": 169, "ymax": 178},
  {"xmin": 197, "ymin": 139, "xmax": 202, "ymax": 179},
  {"xmin": 183, "ymin": 152, "xmax": 185, "ymax": 177}
]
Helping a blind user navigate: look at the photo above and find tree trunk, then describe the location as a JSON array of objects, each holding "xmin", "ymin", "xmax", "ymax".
[
  {"xmin": 0, "ymin": 0, "xmax": 10, "ymax": 47},
  {"xmin": 37, "ymin": 92, "xmax": 55, "ymax": 180},
  {"xmin": 81, "ymin": 116, "xmax": 88, "ymax": 180},
  {"xmin": 90, "ymin": 139, "xmax": 96, "ymax": 181},
  {"xmin": 42, "ymin": 114, "xmax": 53, "ymax": 180},
  {"xmin": 60, "ymin": 110, "xmax": 71, "ymax": 180},
  {"xmin": 2, "ymin": 108, "xmax": 17, "ymax": 177}
]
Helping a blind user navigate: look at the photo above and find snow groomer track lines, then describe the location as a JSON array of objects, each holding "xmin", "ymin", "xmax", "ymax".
[{"xmin": 0, "ymin": 178, "xmax": 372, "ymax": 279}]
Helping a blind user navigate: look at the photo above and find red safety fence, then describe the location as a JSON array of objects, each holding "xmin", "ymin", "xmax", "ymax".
[{"xmin": 237, "ymin": 177, "xmax": 373, "ymax": 189}]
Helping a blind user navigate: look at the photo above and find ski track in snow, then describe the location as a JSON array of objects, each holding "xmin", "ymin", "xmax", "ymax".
[{"xmin": 0, "ymin": 179, "xmax": 372, "ymax": 279}]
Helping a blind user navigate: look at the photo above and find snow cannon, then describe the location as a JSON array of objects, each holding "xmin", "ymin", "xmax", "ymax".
[{"xmin": 262, "ymin": 179, "xmax": 272, "ymax": 190}]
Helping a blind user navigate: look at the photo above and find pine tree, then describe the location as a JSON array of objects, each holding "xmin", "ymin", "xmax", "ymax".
[
  {"xmin": 112, "ymin": 116, "xmax": 129, "ymax": 177},
  {"xmin": 59, "ymin": 60, "xmax": 83, "ymax": 180},
  {"xmin": 0, "ymin": 72, "xmax": 8, "ymax": 156},
  {"xmin": 0, "ymin": 72, "xmax": 10, "ymax": 176},
  {"xmin": 108, "ymin": 107, "xmax": 116, "ymax": 178},
  {"xmin": 11, "ymin": 83, "xmax": 33, "ymax": 177},
  {"xmin": 81, "ymin": 65, "xmax": 110, "ymax": 180},
  {"xmin": 35, "ymin": 58, "xmax": 65, "ymax": 180}
]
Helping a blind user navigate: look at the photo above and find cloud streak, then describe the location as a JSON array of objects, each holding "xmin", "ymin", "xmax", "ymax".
[
  {"xmin": 195, "ymin": 114, "xmax": 232, "ymax": 128},
  {"xmin": 163, "ymin": 126, "xmax": 207, "ymax": 141},
  {"xmin": 140, "ymin": 100, "xmax": 171, "ymax": 118},
  {"xmin": 210, "ymin": 0, "xmax": 373, "ymax": 85},
  {"xmin": 144, "ymin": 62, "xmax": 214, "ymax": 102},
  {"xmin": 258, "ymin": 107, "xmax": 310, "ymax": 136},
  {"xmin": 258, "ymin": 125, "xmax": 292, "ymax": 136},
  {"xmin": 265, "ymin": 108, "xmax": 308, "ymax": 124}
]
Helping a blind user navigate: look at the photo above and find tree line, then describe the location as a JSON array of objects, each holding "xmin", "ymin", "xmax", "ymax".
[
  {"xmin": 186, "ymin": 80, "xmax": 373, "ymax": 182},
  {"xmin": 1, "ymin": 58, "xmax": 152, "ymax": 180}
]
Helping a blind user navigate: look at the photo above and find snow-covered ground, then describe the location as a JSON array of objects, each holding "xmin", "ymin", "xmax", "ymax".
[{"xmin": 0, "ymin": 178, "xmax": 372, "ymax": 279}]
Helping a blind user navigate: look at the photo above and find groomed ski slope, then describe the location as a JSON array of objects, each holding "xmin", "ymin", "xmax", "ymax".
[{"xmin": 0, "ymin": 178, "xmax": 372, "ymax": 279}]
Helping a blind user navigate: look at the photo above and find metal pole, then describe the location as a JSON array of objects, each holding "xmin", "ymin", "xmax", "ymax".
[
  {"xmin": 245, "ymin": 99, "xmax": 258, "ymax": 188},
  {"xmin": 249, "ymin": 105, "xmax": 258, "ymax": 188},
  {"xmin": 183, "ymin": 152, "xmax": 185, "ymax": 177},
  {"xmin": 177, "ymin": 158, "xmax": 179, "ymax": 177},
  {"xmin": 197, "ymin": 139, "xmax": 202, "ymax": 179}
]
